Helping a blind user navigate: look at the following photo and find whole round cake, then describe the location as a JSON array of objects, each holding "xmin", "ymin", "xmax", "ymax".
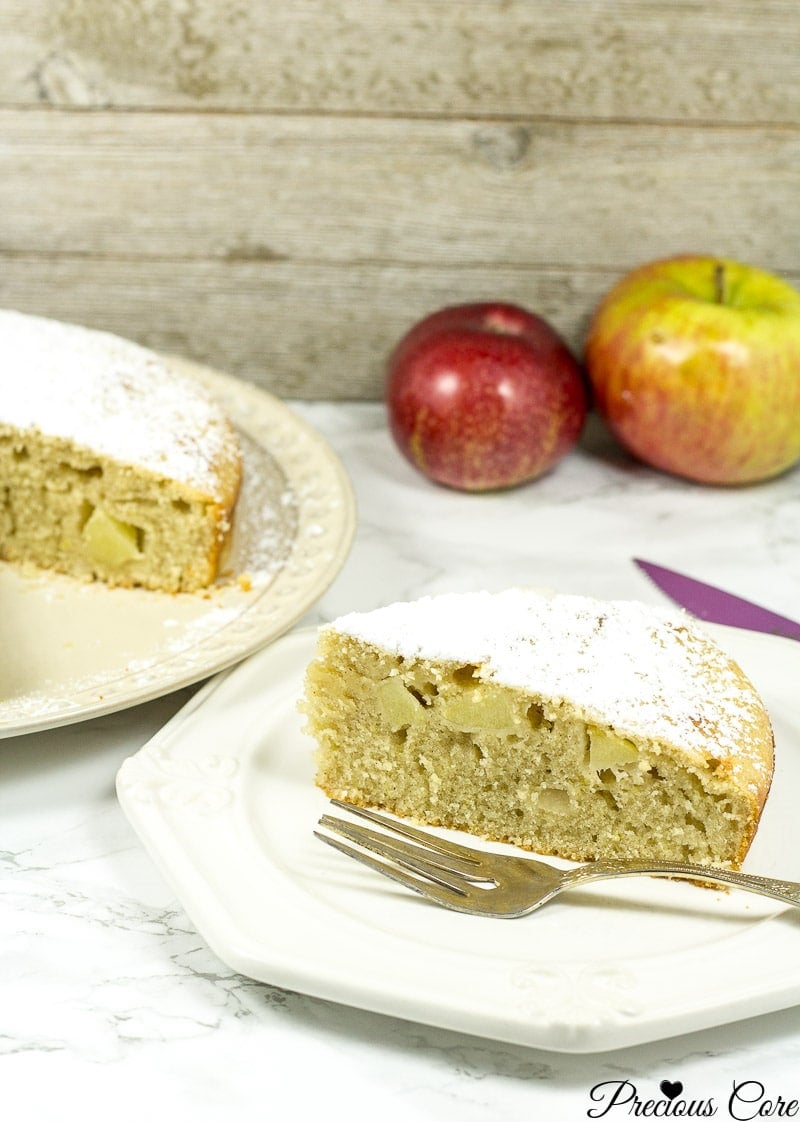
[
  {"xmin": 0, "ymin": 308, "xmax": 242, "ymax": 593},
  {"xmin": 302, "ymin": 589, "xmax": 775, "ymax": 868}
]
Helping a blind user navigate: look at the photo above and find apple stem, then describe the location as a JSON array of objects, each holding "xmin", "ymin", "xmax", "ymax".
[{"xmin": 714, "ymin": 262, "xmax": 726, "ymax": 305}]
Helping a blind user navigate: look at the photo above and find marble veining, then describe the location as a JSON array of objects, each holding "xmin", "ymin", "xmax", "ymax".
[{"xmin": 2, "ymin": 402, "xmax": 800, "ymax": 1120}]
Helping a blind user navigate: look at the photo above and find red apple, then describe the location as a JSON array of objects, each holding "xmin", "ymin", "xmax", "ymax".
[
  {"xmin": 385, "ymin": 302, "xmax": 588, "ymax": 491},
  {"xmin": 584, "ymin": 256, "xmax": 800, "ymax": 485}
]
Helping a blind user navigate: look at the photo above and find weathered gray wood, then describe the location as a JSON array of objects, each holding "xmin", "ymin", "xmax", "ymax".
[
  {"xmin": 2, "ymin": 110, "xmax": 799, "ymax": 271},
  {"xmin": 0, "ymin": 256, "xmax": 627, "ymax": 398},
  {"xmin": 1, "ymin": 0, "xmax": 798, "ymax": 123},
  {"xmin": 2, "ymin": 2, "xmax": 799, "ymax": 400}
]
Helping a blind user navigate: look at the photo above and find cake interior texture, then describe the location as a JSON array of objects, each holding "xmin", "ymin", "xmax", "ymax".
[
  {"xmin": 303, "ymin": 592, "xmax": 774, "ymax": 869},
  {"xmin": 0, "ymin": 429, "xmax": 237, "ymax": 593},
  {"xmin": 0, "ymin": 309, "xmax": 241, "ymax": 593}
]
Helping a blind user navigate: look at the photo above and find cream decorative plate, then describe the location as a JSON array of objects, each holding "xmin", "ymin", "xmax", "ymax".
[
  {"xmin": 116, "ymin": 621, "xmax": 800, "ymax": 1054},
  {"xmin": 0, "ymin": 360, "xmax": 355, "ymax": 738}
]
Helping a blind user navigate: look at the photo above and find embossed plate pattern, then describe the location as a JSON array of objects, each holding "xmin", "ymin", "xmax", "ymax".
[
  {"xmin": 117, "ymin": 623, "xmax": 800, "ymax": 1053},
  {"xmin": 0, "ymin": 360, "xmax": 355, "ymax": 737}
]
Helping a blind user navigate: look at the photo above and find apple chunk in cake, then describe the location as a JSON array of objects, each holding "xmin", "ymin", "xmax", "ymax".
[{"xmin": 302, "ymin": 590, "xmax": 774, "ymax": 868}]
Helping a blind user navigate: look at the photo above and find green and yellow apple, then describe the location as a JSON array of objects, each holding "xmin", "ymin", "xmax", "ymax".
[{"xmin": 584, "ymin": 256, "xmax": 800, "ymax": 484}]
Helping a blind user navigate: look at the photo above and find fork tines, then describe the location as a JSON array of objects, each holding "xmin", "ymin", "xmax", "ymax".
[{"xmin": 314, "ymin": 800, "xmax": 495, "ymax": 908}]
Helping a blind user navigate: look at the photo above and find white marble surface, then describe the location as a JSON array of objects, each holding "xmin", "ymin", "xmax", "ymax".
[{"xmin": 3, "ymin": 402, "xmax": 800, "ymax": 1121}]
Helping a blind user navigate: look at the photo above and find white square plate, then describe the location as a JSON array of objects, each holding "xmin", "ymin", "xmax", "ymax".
[{"xmin": 116, "ymin": 621, "xmax": 800, "ymax": 1053}]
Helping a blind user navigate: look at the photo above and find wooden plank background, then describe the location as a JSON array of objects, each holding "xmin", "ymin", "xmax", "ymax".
[{"xmin": 1, "ymin": 1, "xmax": 798, "ymax": 398}]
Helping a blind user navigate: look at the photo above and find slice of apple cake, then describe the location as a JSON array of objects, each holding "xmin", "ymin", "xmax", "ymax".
[
  {"xmin": 0, "ymin": 309, "xmax": 241, "ymax": 593},
  {"xmin": 302, "ymin": 589, "xmax": 774, "ymax": 868}
]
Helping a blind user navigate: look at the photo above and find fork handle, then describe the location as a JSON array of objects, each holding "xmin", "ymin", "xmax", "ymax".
[{"xmin": 564, "ymin": 859, "xmax": 800, "ymax": 908}]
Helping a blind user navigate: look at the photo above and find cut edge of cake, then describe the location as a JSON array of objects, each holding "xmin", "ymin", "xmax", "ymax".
[
  {"xmin": 0, "ymin": 309, "xmax": 242, "ymax": 594},
  {"xmin": 301, "ymin": 589, "xmax": 775, "ymax": 869}
]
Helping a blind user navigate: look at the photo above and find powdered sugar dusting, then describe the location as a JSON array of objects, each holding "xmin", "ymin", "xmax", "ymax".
[
  {"xmin": 330, "ymin": 589, "xmax": 769, "ymax": 763},
  {"xmin": 223, "ymin": 430, "xmax": 298, "ymax": 587},
  {"xmin": 0, "ymin": 309, "xmax": 237, "ymax": 495}
]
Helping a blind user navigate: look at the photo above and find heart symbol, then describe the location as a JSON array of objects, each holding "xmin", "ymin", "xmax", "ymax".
[{"xmin": 660, "ymin": 1080, "xmax": 683, "ymax": 1101}]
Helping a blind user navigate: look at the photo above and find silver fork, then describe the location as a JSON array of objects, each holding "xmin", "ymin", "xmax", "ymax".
[{"xmin": 315, "ymin": 800, "xmax": 800, "ymax": 919}]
